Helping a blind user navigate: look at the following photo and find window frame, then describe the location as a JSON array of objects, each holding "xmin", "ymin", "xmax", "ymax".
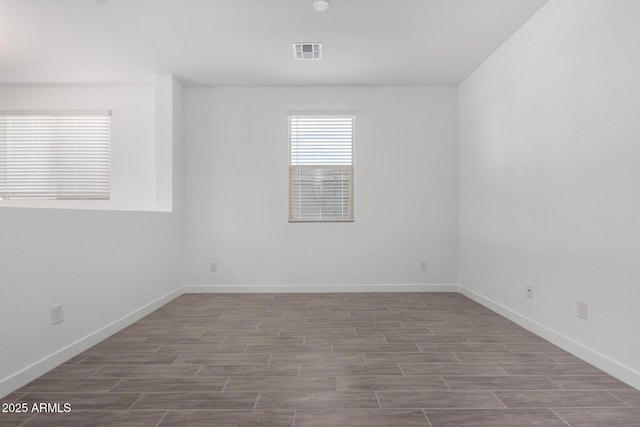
[{"xmin": 288, "ymin": 111, "xmax": 355, "ymax": 223}]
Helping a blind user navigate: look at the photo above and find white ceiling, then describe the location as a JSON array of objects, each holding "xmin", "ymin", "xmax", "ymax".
[{"xmin": 0, "ymin": 0, "xmax": 548, "ymax": 86}]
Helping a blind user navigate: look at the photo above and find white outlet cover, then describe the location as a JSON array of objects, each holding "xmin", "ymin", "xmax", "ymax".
[
  {"xmin": 526, "ymin": 284, "xmax": 534, "ymax": 299},
  {"xmin": 51, "ymin": 305, "xmax": 64, "ymax": 325},
  {"xmin": 577, "ymin": 301, "xmax": 588, "ymax": 320},
  {"xmin": 210, "ymin": 262, "xmax": 218, "ymax": 272}
]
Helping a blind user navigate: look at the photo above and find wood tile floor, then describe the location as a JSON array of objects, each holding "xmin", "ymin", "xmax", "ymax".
[{"xmin": 2, "ymin": 292, "xmax": 639, "ymax": 426}]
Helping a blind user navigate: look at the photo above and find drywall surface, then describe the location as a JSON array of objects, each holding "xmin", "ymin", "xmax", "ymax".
[
  {"xmin": 459, "ymin": 0, "xmax": 640, "ymax": 385},
  {"xmin": 0, "ymin": 86, "xmax": 156, "ymax": 211},
  {"xmin": 183, "ymin": 86, "xmax": 458, "ymax": 286},
  {"xmin": 0, "ymin": 79, "xmax": 184, "ymax": 396}
]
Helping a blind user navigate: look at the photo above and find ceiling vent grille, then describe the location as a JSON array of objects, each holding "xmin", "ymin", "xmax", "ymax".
[{"xmin": 293, "ymin": 43, "xmax": 322, "ymax": 60}]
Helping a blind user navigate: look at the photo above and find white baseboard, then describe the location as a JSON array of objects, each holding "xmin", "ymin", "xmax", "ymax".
[
  {"xmin": 459, "ymin": 285, "xmax": 640, "ymax": 390},
  {"xmin": 0, "ymin": 287, "xmax": 184, "ymax": 398},
  {"xmin": 183, "ymin": 283, "xmax": 459, "ymax": 293}
]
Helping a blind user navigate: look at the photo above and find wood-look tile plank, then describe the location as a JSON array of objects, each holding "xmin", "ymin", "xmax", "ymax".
[
  {"xmin": 463, "ymin": 335, "xmax": 551, "ymax": 344},
  {"xmin": 23, "ymin": 410, "xmax": 165, "ymax": 426},
  {"xmin": 19, "ymin": 392, "xmax": 141, "ymax": 410},
  {"xmin": 137, "ymin": 337, "xmax": 224, "ymax": 346},
  {"xmin": 304, "ymin": 336, "xmax": 387, "ymax": 345},
  {"xmin": 500, "ymin": 342, "xmax": 564, "ymax": 353},
  {"xmin": 288, "ymin": 322, "xmax": 332, "ymax": 329},
  {"xmin": 197, "ymin": 364, "xmax": 300, "ymax": 377},
  {"xmin": 301, "ymin": 363, "xmax": 403, "ymax": 376},
  {"xmin": 77, "ymin": 354, "xmax": 180, "ymax": 365},
  {"xmin": 417, "ymin": 343, "xmax": 509, "ymax": 353},
  {"xmin": 287, "ymin": 309, "xmax": 350, "ymax": 318},
  {"xmin": 434, "ymin": 328, "xmax": 516, "ymax": 337},
  {"xmin": 0, "ymin": 391, "xmax": 27, "ymax": 403},
  {"xmin": 425, "ymin": 409, "xmax": 567, "ymax": 426},
  {"xmin": 0, "ymin": 412, "xmax": 35, "ymax": 427},
  {"xmin": 17, "ymin": 378, "xmax": 121, "ymax": 393},
  {"xmin": 92, "ymin": 365, "xmax": 201, "ymax": 378},
  {"xmin": 372, "ymin": 312, "xmax": 422, "ymax": 321},
  {"xmin": 270, "ymin": 353, "xmax": 364, "ymax": 364},
  {"xmin": 121, "ymin": 327, "xmax": 206, "ymax": 338},
  {"xmin": 547, "ymin": 375, "xmax": 633, "ymax": 390},
  {"xmin": 332, "ymin": 321, "xmax": 403, "ymax": 328},
  {"xmin": 174, "ymin": 354, "xmax": 271, "ymax": 365},
  {"xmin": 219, "ymin": 336, "xmax": 304, "ymax": 345},
  {"xmin": 243, "ymin": 344, "xmax": 331, "ymax": 354},
  {"xmin": 355, "ymin": 328, "xmax": 434, "ymax": 337},
  {"xmin": 131, "ymin": 392, "xmax": 258, "ymax": 410},
  {"xmin": 498, "ymin": 363, "xmax": 603, "ymax": 376},
  {"xmin": 110, "ymin": 377, "xmax": 228, "ymax": 393},
  {"xmin": 364, "ymin": 352, "xmax": 458, "ymax": 364},
  {"xmin": 400, "ymin": 363, "xmax": 505, "ymax": 376},
  {"xmin": 255, "ymin": 391, "xmax": 379, "ymax": 409},
  {"xmin": 256, "ymin": 318, "xmax": 310, "ymax": 327},
  {"xmin": 278, "ymin": 327, "xmax": 356, "ymax": 336},
  {"xmin": 40, "ymin": 365, "xmax": 104, "ymax": 379},
  {"xmin": 551, "ymin": 407, "xmax": 640, "ymax": 426},
  {"xmin": 443, "ymin": 375, "xmax": 561, "ymax": 391},
  {"xmin": 201, "ymin": 328, "xmax": 280, "ymax": 337},
  {"xmin": 295, "ymin": 409, "xmax": 429, "ymax": 426},
  {"xmin": 609, "ymin": 389, "xmax": 640, "ymax": 407},
  {"xmin": 333, "ymin": 343, "xmax": 420, "ymax": 353},
  {"xmin": 81, "ymin": 345, "xmax": 161, "ymax": 355},
  {"xmin": 158, "ymin": 410, "xmax": 295, "ymax": 426},
  {"xmin": 385, "ymin": 335, "xmax": 468, "ymax": 344},
  {"xmin": 155, "ymin": 344, "xmax": 247, "ymax": 354},
  {"xmin": 453, "ymin": 352, "xmax": 556, "ymax": 364},
  {"xmin": 224, "ymin": 376, "xmax": 335, "ymax": 392},
  {"xmin": 336, "ymin": 375, "xmax": 449, "ymax": 391},
  {"xmin": 184, "ymin": 320, "xmax": 260, "ymax": 328},
  {"xmin": 377, "ymin": 390, "xmax": 504, "ymax": 409},
  {"xmin": 96, "ymin": 335, "xmax": 150, "ymax": 346},
  {"xmin": 493, "ymin": 390, "xmax": 628, "ymax": 408},
  {"xmin": 402, "ymin": 321, "xmax": 477, "ymax": 330}
]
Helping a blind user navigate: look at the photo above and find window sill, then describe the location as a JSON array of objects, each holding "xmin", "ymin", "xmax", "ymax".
[
  {"xmin": 288, "ymin": 219, "xmax": 355, "ymax": 223},
  {"xmin": 0, "ymin": 199, "xmax": 171, "ymax": 213}
]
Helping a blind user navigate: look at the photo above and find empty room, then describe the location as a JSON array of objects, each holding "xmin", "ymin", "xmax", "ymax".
[{"xmin": 1, "ymin": 0, "xmax": 639, "ymax": 425}]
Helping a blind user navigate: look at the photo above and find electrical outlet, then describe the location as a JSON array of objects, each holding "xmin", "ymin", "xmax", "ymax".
[
  {"xmin": 420, "ymin": 260, "xmax": 428, "ymax": 271},
  {"xmin": 210, "ymin": 262, "xmax": 217, "ymax": 273},
  {"xmin": 577, "ymin": 301, "xmax": 588, "ymax": 320},
  {"xmin": 526, "ymin": 283, "xmax": 534, "ymax": 299},
  {"xmin": 51, "ymin": 305, "xmax": 64, "ymax": 325}
]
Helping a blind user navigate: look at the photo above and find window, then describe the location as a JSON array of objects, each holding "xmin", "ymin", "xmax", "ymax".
[
  {"xmin": 289, "ymin": 113, "xmax": 354, "ymax": 222},
  {"xmin": 0, "ymin": 111, "xmax": 110, "ymax": 200}
]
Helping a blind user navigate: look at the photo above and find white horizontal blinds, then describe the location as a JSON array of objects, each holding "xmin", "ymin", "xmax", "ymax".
[
  {"xmin": 289, "ymin": 166, "xmax": 353, "ymax": 221},
  {"xmin": 289, "ymin": 114, "xmax": 354, "ymax": 221},
  {"xmin": 0, "ymin": 112, "xmax": 110, "ymax": 200},
  {"xmin": 290, "ymin": 115, "xmax": 353, "ymax": 166}
]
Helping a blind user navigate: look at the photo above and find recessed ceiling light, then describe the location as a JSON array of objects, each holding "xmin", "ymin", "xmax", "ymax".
[{"xmin": 313, "ymin": 0, "xmax": 330, "ymax": 12}]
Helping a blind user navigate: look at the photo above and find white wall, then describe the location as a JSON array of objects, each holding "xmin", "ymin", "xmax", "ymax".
[
  {"xmin": 459, "ymin": 0, "xmax": 640, "ymax": 387},
  {"xmin": 155, "ymin": 76, "xmax": 182, "ymax": 212},
  {"xmin": 0, "ymin": 86, "xmax": 156, "ymax": 211},
  {"xmin": 183, "ymin": 87, "xmax": 458, "ymax": 288},
  {"xmin": 0, "ymin": 79, "xmax": 184, "ymax": 396}
]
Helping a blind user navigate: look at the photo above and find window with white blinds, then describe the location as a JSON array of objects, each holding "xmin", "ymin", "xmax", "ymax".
[
  {"xmin": 0, "ymin": 111, "xmax": 110, "ymax": 200},
  {"xmin": 289, "ymin": 114, "xmax": 354, "ymax": 222}
]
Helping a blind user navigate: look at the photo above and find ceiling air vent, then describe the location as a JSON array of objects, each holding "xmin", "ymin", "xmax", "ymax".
[{"xmin": 293, "ymin": 43, "xmax": 322, "ymax": 60}]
